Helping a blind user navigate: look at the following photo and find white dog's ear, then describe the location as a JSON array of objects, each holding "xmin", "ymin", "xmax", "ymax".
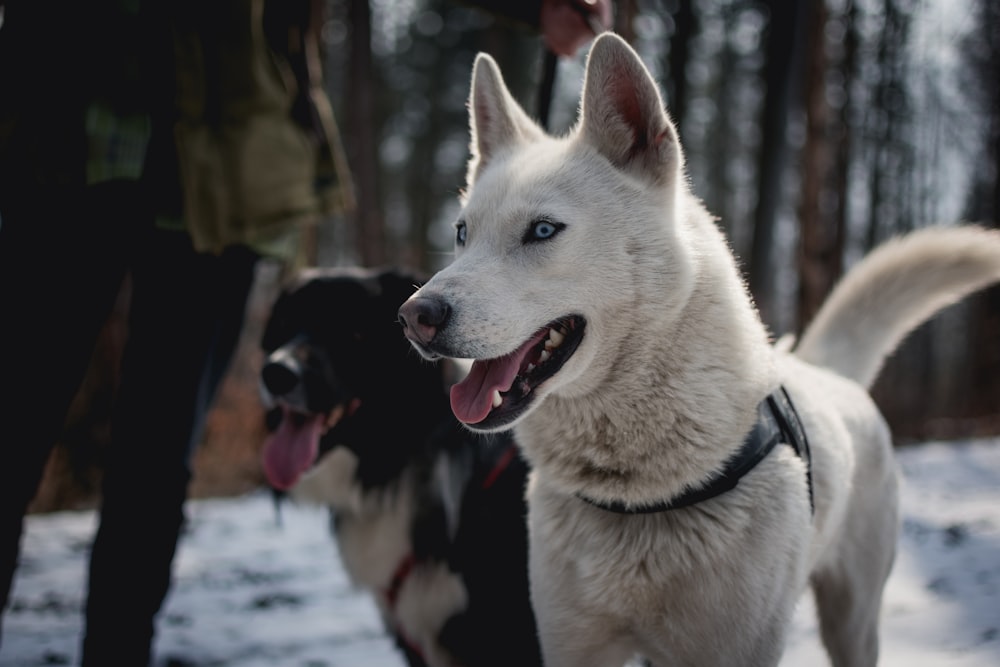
[
  {"xmin": 466, "ymin": 53, "xmax": 545, "ymax": 185},
  {"xmin": 579, "ymin": 33, "xmax": 682, "ymax": 187}
]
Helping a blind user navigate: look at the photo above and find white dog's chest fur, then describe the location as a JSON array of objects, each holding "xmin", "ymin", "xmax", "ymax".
[
  {"xmin": 524, "ymin": 431, "xmax": 817, "ymax": 664},
  {"xmin": 525, "ymin": 425, "xmax": 816, "ymax": 602}
]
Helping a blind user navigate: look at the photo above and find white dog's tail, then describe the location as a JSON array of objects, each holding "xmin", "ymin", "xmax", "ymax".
[{"xmin": 792, "ymin": 225, "xmax": 1000, "ymax": 389}]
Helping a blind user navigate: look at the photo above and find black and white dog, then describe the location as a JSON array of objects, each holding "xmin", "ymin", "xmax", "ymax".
[{"xmin": 258, "ymin": 267, "xmax": 541, "ymax": 667}]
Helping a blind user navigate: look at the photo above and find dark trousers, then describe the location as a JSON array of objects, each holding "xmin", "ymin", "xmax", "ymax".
[
  {"xmin": 0, "ymin": 181, "xmax": 260, "ymax": 666},
  {"xmin": 0, "ymin": 181, "xmax": 136, "ymax": 629}
]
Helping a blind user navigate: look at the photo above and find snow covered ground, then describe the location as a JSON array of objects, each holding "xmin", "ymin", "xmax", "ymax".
[{"xmin": 2, "ymin": 438, "xmax": 999, "ymax": 667}]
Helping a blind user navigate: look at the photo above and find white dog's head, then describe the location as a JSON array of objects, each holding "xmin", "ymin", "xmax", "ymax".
[{"xmin": 399, "ymin": 33, "xmax": 696, "ymax": 433}]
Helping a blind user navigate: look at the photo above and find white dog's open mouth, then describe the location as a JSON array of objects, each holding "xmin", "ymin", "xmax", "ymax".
[{"xmin": 450, "ymin": 315, "xmax": 585, "ymax": 430}]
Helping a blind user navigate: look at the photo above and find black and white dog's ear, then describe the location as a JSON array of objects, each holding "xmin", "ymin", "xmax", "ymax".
[
  {"xmin": 466, "ymin": 52, "xmax": 545, "ymax": 186},
  {"xmin": 578, "ymin": 33, "xmax": 683, "ymax": 188},
  {"xmin": 377, "ymin": 269, "xmax": 426, "ymax": 312}
]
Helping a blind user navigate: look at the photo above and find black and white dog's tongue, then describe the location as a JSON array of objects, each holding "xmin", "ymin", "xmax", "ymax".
[{"xmin": 261, "ymin": 407, "xmax": 325, "ymax": 490}]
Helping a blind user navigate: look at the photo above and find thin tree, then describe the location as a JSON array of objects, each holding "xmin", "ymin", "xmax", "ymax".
[
  {"xmin": 795, "ymin": 0, "xmax": 844, "ymax": 333},
  {"xmin": 666, "ymin": 0, "xmax": 694, "ymax": 130},
  {"xmin": 962, "ymin": 0, "xmax": 1000, "ymax": 435},
  {"xmin": 346, "ymin": 0, "xmax": 386, "ymax": 266},
  {"xmin": 747, "ymin": 0, "xmax": 810, "ymax": 327}
]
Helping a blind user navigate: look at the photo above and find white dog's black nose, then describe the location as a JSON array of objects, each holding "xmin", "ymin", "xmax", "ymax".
[{"xmin": 398, "ymin": 296, "xmax": 450, "ymax": 347}]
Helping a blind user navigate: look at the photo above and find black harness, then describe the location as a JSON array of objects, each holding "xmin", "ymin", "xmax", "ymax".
[{"xmin": 577, "ymin": 387, "xmax": 814, "ymax": 515}]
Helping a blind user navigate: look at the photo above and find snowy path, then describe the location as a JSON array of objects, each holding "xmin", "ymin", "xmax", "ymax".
[{"xmin": 2, "ymin": 439, "xmax": 999, "ymax": 666}]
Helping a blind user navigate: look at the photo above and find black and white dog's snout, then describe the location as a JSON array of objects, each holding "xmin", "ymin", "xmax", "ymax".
[
  {"xmin": 261, "ymin": 337, "xmax": 308, "ymax": 398},
  {"xmin": 262, "ymin": 355, "xmax": 300, "ymax": 397},
  {"xmin": 398, "ymin": 294, "xmax": 450, "ymax": 349}
]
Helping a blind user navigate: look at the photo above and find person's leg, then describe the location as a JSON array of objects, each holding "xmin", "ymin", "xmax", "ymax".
[
  {"xmin": 0, "ymin": 181, "xmax": 135, "ymax": 645},
  {"xmin": 80, "ymin": 230, "xmax": 259, "ymax": 666}
]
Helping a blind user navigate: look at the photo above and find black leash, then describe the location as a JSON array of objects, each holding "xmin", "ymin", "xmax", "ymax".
[{"xmin": 577, "ymin": 386, "xmax": 814, "ymax": 515}]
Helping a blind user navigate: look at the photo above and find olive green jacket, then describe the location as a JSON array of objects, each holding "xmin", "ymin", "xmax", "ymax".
[
  {"xmin": 164, "ymin": 0, "xmax": 354, "ymax": 259},
  {"xmin": 0, "ymin": 0, "xmax": 354, "ymax": 264}
]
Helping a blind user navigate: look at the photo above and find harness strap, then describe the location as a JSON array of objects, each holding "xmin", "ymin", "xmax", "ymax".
[
  {"xmin": 384, "ymin": 552, "xmax": 416, "ymax": 610},
  {"xmin": 481, "ymin": 442, "xmax": 518, "ymax": 490},
  {"xmin": 577, "ymin": 386, "xmax": 813, "ymax": 515},
  {"xmin": 768, "ymin": 386, "xmax": 814, "ymax": 512}
]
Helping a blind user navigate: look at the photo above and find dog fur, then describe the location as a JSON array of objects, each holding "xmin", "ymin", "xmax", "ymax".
[
  {"xmin": 397, "ymin": 33, "xmax": 1000, "ymax": 666},
  {"xmin": 258, "ymin": 267, "xmax": 541, "ymax": 667}
]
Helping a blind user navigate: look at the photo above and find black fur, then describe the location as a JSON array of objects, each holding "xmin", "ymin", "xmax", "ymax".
[{"xmin": 260, "ymin": 267, "xmax": 541, "ymax": 667}]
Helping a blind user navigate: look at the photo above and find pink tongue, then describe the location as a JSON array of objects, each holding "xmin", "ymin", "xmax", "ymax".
[
  {"xmin": 261, "ymin": 409, "xmax": 325, "ymax": 490},
  {"xmin": 450, "ymin": 330, "xmax": 548, "ymax": 424}
]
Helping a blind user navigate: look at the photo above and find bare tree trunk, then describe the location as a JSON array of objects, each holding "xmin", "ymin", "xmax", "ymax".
[
  {"xmin": 964, "ymin": 0, "xmax": 1000, "ymax": 437},
  {"xmin": 865, "ymin": 0, "xmax": 912, "ymax": 246},
  {"xmin": 992, "ymin": 10, "xmax": 1000, "ymax": 227},
  {"xmin": 866, "ymin": 0, "xmax": 925, "ymax": 439},
  {"xmin": 748, "ymin": 0, "xmax": 809, "ymax": 327},
  {"xmin": 796, "ymin": 0, "xmax": 843, "ymax": 333},
  {"xmin": 666, "ymin": 0, "xmax": 694, "ymax": 130},
  {"xmin": 346, "ymin": 0, "xmax": 386, "ymax": 266},
  {"xmin": 833, "ymin": 0, "xmax": 856, "ymax": 270}
]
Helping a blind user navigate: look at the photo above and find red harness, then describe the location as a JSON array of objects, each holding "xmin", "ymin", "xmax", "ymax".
[{"xmin": 384, "ymin": 552, "xmax": 416, "ymax": 611}]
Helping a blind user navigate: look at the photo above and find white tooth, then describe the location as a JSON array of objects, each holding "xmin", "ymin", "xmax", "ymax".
[
  {"xmin": 539, "ymin": 349, "xmax": 551, "ymax": 363},
  {"xmin": 526, "ymin": 363, "xmax": 536, "ymax": 373},
  {"xmin": 549, "ymin": 329, "xmax": 565, "ymax": 347},
  {"xmin": 492, "ymin": 390, "xmax": 503, "ymax": 408}
]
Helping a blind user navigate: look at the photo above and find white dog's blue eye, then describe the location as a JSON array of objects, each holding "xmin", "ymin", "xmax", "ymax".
[
  {"xmin": 456, "ymin": 221, "xmax": 467, "ymax": 246},
  {"xmin": 525, "ymin": 218, "xmax": 565, "ymax": 243},
  {"xmin": 534, "ymin": 221, "xmax": 557, "ymax": 238}
]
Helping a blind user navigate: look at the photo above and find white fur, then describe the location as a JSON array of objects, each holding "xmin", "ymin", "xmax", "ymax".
[
  {"xmin": 292, "ymin": 449, "xmax": 416, "ymax": 593},
  {"xmin": 292, "ymin": 447, "xmax": 366, "ymax": 514},
  {"xmin": 292, "ymin": 450, "xmax": 468, "ymax": 666},
  {"xmin": 403, "ymin": 32, "xmax": 1000, "ymax": 667},
  {"xmin": 394, "ymin": 564, "xmax": 469, "ymax": 667}
]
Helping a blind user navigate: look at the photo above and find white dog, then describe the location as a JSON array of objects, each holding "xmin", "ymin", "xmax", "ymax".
[{"xmin": 398, "ymin": 32, "xmax": 1000, "ymax": 667}]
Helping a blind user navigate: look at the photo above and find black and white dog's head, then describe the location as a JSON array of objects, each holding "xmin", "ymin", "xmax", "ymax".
[
  {"xmin": 259, "ymin": 266, "xmax": 451, "ymax": 492},
  {"xmin": 258, "ymin": 266, "xmax": 541, "ymax": 667}
]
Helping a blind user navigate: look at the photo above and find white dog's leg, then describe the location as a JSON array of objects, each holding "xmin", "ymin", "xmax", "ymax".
[{"xmin": 812, "ymin": 435, "xmax": 899, "ymax": 667}]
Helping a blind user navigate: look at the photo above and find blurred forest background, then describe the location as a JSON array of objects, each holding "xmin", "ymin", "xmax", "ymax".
[{"xmin": 32, "ymin": 0, "xmax": 1000, "ymax": 512}]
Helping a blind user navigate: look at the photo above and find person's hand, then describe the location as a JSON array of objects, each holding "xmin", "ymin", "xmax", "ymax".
[{"xmin": 539, "ymin": 0, "xmax": 613, "ymax": 57}]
